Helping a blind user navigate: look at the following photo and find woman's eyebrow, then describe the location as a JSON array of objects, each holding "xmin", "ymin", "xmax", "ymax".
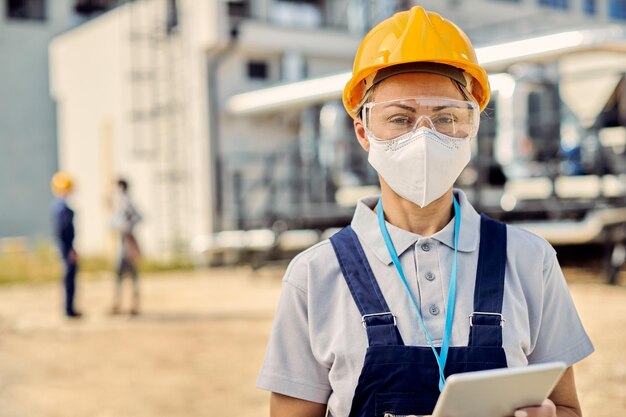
[
  {"xmin": 381, "ymin": 104, "xmax": 464, "ymax": 112},
  {"xmin": 382, "ymin": 103, "xmax": 416, "ymax": 112},
  {"xmin": 433, "ymin": 103, "xmax": 474, "ymax": 111}
]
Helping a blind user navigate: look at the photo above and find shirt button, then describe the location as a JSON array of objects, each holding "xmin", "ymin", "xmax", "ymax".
[
  {"xmin": 425, "ymin": 271, "xmax": 436, "ymax": 281},
  {"xmin": 420, "ymin": 242, "xmax": 431, "ymax": 252},
  {"xmin": 429, "ymin": 305, "xmax": 440, "ymax": 316}
]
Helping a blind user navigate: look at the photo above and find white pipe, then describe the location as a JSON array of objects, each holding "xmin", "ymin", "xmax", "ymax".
[
  {"xmin": 516, "ymin": 207, "xmax": 626, "ymax": 245},
  {"xmin": 225, "ymin": 26, "xmax": 626, "ymax": 116}
]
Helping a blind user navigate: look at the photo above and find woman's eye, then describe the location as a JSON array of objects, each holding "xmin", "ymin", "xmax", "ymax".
[
  {"xmin": 433, "ymin": 113, "xmax": 456, "ymax": 125},
  {"xmin": 387, "ymin": 115, "xmax": 413, "ymax": 126}
]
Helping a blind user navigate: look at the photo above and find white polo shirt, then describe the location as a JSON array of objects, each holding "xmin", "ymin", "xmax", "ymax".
[{"xmin": 257, "ymin": 190, "xmax": 594, "ymax": 417}]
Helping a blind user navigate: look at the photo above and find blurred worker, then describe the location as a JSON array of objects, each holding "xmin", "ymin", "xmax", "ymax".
[
  {"xmin": 110, "ymin": 179, "xmax": 142, "ymax": 315},
  {"xmin": 50, "ymin": 172, "xmax": 81, "ymax": 319},
  {"xmin": 257, "ymin": 6, "xmax": 594, "ymax": 417}
]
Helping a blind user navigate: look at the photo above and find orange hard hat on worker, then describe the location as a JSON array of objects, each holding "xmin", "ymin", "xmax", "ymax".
[
  {"xmin": 343, "ymin": 6, "xmax": 490, "ymax": 118},
  {"xmin": 51, "ymin": 171, "xmax": 74, "ymax": 197}
]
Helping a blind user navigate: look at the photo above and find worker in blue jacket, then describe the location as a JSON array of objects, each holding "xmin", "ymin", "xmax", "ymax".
[{"xmin": 51, "ymin": 172, "xmax": 81, "ymax": 318}]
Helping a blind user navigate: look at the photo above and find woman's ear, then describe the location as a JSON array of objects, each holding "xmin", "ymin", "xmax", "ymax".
[{"xmin": 354, "ymin": 118, "xmax": 370, "ymax": 152}]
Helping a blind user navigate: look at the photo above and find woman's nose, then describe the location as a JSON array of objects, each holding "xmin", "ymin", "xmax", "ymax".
[{"xmin": 415, "ymin": 115, "xmax": 436, "ymax": 130}]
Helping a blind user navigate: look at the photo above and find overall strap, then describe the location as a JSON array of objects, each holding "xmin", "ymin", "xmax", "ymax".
[
  {"xmin": 469, "ymin": 215, "xmax": 507, "ymax": 347},
  {"xmin": 330, "ymin": 227, "xmax": 404, "ymax": 347}
]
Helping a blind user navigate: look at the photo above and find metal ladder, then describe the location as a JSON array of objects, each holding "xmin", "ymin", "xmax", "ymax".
[{"xmin": 127, "ymin": 0, "xmax": 188, "ymax": 258}]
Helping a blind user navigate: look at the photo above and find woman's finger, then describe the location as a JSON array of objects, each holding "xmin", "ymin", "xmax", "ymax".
[{"xmin": 515, "ymin": 398, "xmax": 557, "ymax": 417}]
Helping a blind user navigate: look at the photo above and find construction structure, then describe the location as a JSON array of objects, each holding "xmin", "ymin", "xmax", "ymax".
[
  {"xmin": 50, "ymin": 0, "xmax": 365, "ymax": 258},
  {"xmin": 227, "ymin": 30, "xmax": 626, "ymax": 282},
  {"xmin": 49, "ymin": 0, "xmax": 626, "ymax": 278}
]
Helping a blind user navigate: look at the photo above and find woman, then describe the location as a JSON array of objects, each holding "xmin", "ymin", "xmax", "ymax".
[
  {"xmin": 110, "ymin": 179, "xmax": 143, "ymax": 315},
  {"xmin": 257, "ymin": 6, "xmax": 593, "ymax": 417}
]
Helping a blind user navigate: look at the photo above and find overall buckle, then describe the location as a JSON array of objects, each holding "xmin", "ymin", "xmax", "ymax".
[
  {"xmin": 361, "ymin": 312, "xmax": 397, "ymax": 328},
  {"xmin": 469, "ymin": 312, "xmax": 505, "ymax": 327}
]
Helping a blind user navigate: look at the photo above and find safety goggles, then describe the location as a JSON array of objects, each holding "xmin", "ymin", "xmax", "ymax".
[{"xmin": 362, "ymin": 97, "xmax": 480, "ymax": 141}]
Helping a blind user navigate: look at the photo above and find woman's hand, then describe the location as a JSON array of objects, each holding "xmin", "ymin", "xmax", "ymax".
[
  {"xmin": 515, "ymin": 367, "xmax": 583, "ymax": 417},
  {"xmin": 515, "ymin": 398, "xmax": 557, "ymax": 417},
  {"xmin": 69, "ymin": 249, "xmax": 79, "ymax": 264}
]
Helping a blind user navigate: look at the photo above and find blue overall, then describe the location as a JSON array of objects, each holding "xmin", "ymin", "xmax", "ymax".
[{"xmin": 329, "ymin": 214, "xmax": 508, "ymax": 417}]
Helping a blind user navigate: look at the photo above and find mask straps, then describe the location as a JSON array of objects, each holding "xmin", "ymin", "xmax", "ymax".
[{"xmin": 377, "ymin": 195, "xmax": 461, "ymax": 391}]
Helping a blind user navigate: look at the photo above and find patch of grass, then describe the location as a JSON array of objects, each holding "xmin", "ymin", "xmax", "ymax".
[
  {"xmin": 0, "ymin": 242, "xmax": 61, "ymax": 285},
  {"xmin": 0, "ymin": 239, "xmax": 193, "ymax": 286}
]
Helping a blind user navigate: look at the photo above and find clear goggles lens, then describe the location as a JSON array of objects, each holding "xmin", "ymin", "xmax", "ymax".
[{"xmin": 362, "ymin": 97, "xmax": 480, "ymax": 141}]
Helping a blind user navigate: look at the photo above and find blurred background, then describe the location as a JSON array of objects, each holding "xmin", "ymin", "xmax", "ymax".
[{"xmin": 0, "ymin": 0, "xmax": 625, "ymax": 416}]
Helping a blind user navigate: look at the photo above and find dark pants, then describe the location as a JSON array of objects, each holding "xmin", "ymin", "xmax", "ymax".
[{"xmin": 62, "ymin": 255, "xmax": 78, "ymax": 315}]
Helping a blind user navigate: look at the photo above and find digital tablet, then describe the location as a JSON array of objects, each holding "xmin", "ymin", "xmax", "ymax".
[{"xmin": 432, "ymin": 362, "xmax": 567, "ymax": 417}]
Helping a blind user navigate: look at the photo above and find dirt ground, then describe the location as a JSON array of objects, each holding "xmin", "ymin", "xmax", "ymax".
[{"xmin": 0, "ymin": 266, "xmax": 623, "ymax": 417}]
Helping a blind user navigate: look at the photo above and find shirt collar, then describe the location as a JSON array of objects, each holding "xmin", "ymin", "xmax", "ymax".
[{"xmin": 350, "ymin": 189, "xmax": 480, "ymax": 266}]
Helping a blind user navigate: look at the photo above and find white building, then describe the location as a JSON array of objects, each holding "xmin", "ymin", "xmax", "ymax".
[
  {"xmin": 50, "ymin": 0, "xmax": 363, "ymax": 258},
  {"xmin": 49, "ymin": 0, "xmax": 626, "ymax": 259}
]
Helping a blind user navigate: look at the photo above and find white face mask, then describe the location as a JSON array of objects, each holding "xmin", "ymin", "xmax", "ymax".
[{"xmin": 367, "ymin": 127, "xmax": 471, "ymax": 207}]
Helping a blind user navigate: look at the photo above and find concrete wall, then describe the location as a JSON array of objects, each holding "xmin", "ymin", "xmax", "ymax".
[{"xmin": 0, "ymin": 0, "xmax": 76, "ymax": 241}]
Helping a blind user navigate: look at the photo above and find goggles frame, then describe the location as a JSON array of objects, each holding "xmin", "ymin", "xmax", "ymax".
[{"xmin": 361, "ymin": 96, "xmax": 480, "ymax": 142}]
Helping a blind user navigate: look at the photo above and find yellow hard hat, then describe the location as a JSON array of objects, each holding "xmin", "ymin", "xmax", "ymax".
[
  {"xmin": 51, "ymin": 171, "xmax": 74, "ymax": 196},
  {"xmin": 343, "ymin": 6, "xmax": 490, "ymax": 118}
]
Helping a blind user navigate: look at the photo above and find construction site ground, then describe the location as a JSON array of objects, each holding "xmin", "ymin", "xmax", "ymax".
[{"xmin": 0, "ymin": 265, "xmax": 624, "ymax": 417}]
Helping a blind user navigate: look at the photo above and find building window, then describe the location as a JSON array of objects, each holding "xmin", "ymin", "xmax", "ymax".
[
  {"xmin": 74, "ymin": 0, "xmax": 118, "ymax": 15},
  {"xmin": 583, "ymin": 0, "xmax": 596, "ymax": 14},
  {"xmin": 227, "ymin": 0, "xmax": 250, "ymax": 19},
  {"xmin": 538, "ymin": 0, "xmax": 569, "ymax": 9},
  {"xmin": 6, "ymin": 0, "xmax": 46, "ymax": 20},
  {"xmin": 273, "ymin": 0, "xmax": 322, "ymax": 29},
  {"xmin": 609, "ymin": 0, "xmax": 626, "ymax": 19},
  {"xmin": 247, "ymin": 61, "xmax": 268, "ymax": 80},
  {"xmin": 166, "ymin": 0, "xmax": 178, "ymax": 33}
]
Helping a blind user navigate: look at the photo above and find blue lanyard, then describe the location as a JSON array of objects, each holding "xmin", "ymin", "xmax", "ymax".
[{"xmin": 376, "ymin": 196, "xmax": 461, "ymax": 392}]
